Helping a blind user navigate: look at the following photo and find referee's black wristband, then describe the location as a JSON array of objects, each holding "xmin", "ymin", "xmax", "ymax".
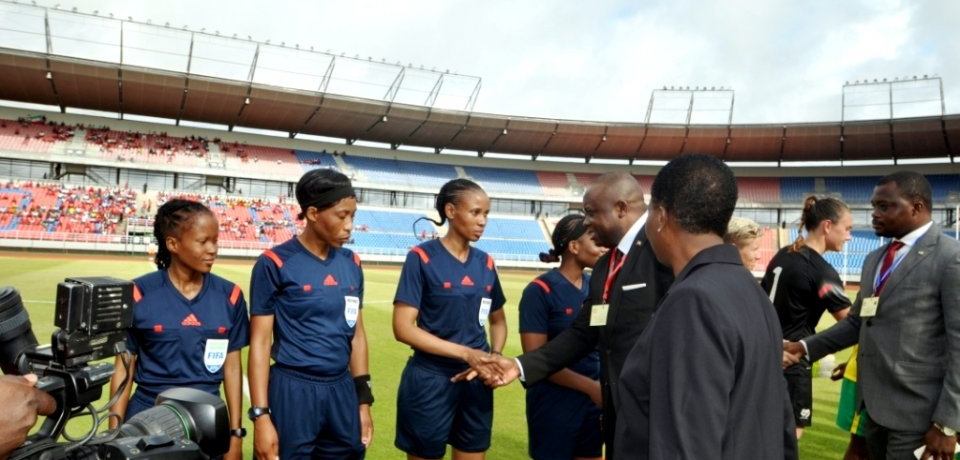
[{"xmin": 354, "ymin": 374, "xmax": 374, "ymax": 406}]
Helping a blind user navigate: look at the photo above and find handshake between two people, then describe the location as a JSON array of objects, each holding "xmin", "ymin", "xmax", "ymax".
[
  {"xmin": 450, "ymin": 342, "xmax": 815, "ymax": 384},
  {"xmin": 449, "ymin": 349, "xmax": 521, "ymax": 388},
  {"xmin": 781, "ymin": 340, "xmax": 806, "ymax": 370}
]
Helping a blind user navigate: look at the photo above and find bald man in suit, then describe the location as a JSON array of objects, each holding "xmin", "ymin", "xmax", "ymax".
[{"xmin": 470, "ymin": 172, "xmax": 674, "ymax": 458}]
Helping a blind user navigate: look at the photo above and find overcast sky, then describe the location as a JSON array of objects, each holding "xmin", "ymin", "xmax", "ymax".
[{"xmin": 13, "ymin": 0, "xmax": 960, "ymax": 124}]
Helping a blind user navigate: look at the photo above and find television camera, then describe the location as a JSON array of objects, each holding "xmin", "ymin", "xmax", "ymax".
[{"xmin": 0, "ymin": 277, "xmax": 229, "ymax": 459}]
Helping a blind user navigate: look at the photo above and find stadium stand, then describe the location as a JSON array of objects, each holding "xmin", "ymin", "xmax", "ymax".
[
  {"xmin": 0, "ymin": 117, "xmax": 68, "ymax": 153},
  {"xmin": 535, "ymin": 171, "xmax": 576, "ymax": 196},
  {"xmin": 823, "ymin": 176, "xmax": 878, "ymax": 203},
  {"xmin": 736, "ymin": 177, "xmax": 781, "ymax": 204},
  {"xmin": 340, "ymin": 155, "xmax": 458, "ymax": 189},
  {"xmin": 780, "ymin": 177, "xmax": 817, "ymax": 203},
  {"xmin": 3, "ymin": 113, "xmax": 960, "ymax": 269},
  {"xmin": 462, "ymin": 166, "xmax": 543, "ymax": 195}
]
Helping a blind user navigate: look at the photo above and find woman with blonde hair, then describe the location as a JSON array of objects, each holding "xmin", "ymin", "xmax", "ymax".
[{"xmin": 724, "ymin": 216, "xmax": 762, "ymax": 271}]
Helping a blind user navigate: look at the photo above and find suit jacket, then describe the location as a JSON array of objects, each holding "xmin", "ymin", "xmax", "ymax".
[
  {"xmin": 518, "ymin": 226, "xmax": 674, "ymax": 451},
  {"xmin": 614, "ymin": 244, "xmax": 794, "ymax": 460},
  {"xmin": 806, "ymin": 223, "xmax": 960, "ymax": 431}
]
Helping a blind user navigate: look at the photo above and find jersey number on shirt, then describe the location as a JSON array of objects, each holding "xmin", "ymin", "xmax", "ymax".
[{"xmin": 767, "ymin": 266, "xmax": 784, "ymax": 303}]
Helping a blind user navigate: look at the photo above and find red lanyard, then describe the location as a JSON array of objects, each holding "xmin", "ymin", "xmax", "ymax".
[{"xmin": 602, "ymin": 250, "xmax": 626, "ymax": 302}]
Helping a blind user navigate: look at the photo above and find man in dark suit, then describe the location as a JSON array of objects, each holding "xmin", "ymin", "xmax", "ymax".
[
  {"xmin": 473, "ymin": 172, "xmax": 674, "ymax": 457},
  {"xmin": 785, "ymin": 171, "xmax": 960, "ymax": 460},
  {"xmin": 617, "ymin": 153, "xmax": 795, "ymax": 460}
]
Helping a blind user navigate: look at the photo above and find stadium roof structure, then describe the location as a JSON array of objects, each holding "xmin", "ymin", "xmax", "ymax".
[{"xmin": 1, "ymin": 3, "xmax": 959, "ymax": 164}]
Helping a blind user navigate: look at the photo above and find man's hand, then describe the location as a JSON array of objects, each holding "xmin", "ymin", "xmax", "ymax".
[
  {"xmin": 472, "ymin": 354, "xmax": 521, "ymax": 387},
  {"xmin": 782, "ymin": 340, "xmax": 804, "ymax": 369},
  {"xmin": 0, "ymin": 374, "xmax": 57, "ymax": 460},
  {"xmin": 831, "ymin": 361, "xmax": 848, "ymax": 381},
  {"xmin": 918, "ymin": 425, "xmax": 957, "ymax": 460}
]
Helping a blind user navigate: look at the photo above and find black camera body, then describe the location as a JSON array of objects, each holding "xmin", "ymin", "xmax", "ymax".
[{"xmin": 0, "ymin": 278, "xmax": 229, "ymax": 460}]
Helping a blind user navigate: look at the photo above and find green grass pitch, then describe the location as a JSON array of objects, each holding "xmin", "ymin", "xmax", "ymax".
[{"xmin": 1, "ymin": 251, "xmax": 848, "ymax": 459}]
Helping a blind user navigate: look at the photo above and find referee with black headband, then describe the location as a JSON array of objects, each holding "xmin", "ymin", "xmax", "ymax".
[{"xmin": 248, "ymin": 169, "xmax": 374, "ymax": 460}]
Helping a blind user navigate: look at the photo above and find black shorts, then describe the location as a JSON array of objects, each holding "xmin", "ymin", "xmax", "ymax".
[{"xmin": 784, "ymin": 358, "xmax": 813, "ymax": 427}]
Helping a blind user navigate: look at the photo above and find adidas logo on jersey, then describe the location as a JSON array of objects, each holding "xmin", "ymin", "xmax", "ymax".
[
  {"xmin": 181, "ymin": 313, "xmax": 202, "ymax": 327},
  {"xmin": 461, "ymin": 275, "xmax": 474, "ymax": 286},
  {"xmin": 324, "ymin": 274, "xmax": 338, "ymax": 286}
]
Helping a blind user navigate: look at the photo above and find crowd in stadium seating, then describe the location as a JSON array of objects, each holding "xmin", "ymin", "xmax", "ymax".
[
  {"xmin": 0, "ymin": 181, "xmax": 137, "ymax": 234},
  {"xmin": 86, "ymin": 127, "xmax": 211, "ymax": 161},
  {"xmin": 6, "ymin": 116, "xmax": 959, "ymax": 206}
]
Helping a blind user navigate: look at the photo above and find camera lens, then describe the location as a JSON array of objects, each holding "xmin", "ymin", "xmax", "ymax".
[
  {"xmin": 118, "ymin": 388, "xmax": 230, "ymax": 458},
  {"xmin": 0, "ymin": 286, "xmax": 38, "ymax": 375},
  {"xmin": 119, "ymin": 403, "xmax": 195, "ymax": 441}
]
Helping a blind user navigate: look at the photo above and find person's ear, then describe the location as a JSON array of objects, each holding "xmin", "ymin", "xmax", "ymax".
[
  {"xmin": 655, "ymin": 205, "xmax": 671, "ymax": 233},
  {"xmin": 911, "ymin": 200, "xmax": 925, "ymax": 216},
  {"xmin": 165, "ymin": 235, "xmax": 179, "ymax": 255},
  {"xmin": 568, "ymin": 239, "xmax": 581, "ymax": 257},
  {"xmin": 821, "ymin": 219, "xmax": 833, "ymax": 234},
  {"xmin": 613, "ymin": 200, "xmax": 628, "ymax": 218},
  {"xmin": 444, "ymin": 202, "xmax": 457, "ymax": 221}
]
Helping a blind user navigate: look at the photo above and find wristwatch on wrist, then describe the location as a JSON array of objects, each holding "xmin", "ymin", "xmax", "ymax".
[
  {"xmin": 934, "ymin": 422, "xmax": 957, "ymax": 437},
  {"xmin": 230, "ymin": 427, "xmax": 247, "ymax": 438},
  {"xmin": 247, "ymin": 406, "xmax": 271, "ymax": 421}
]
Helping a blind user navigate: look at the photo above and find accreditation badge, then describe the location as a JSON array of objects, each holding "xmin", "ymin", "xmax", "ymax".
[
  {"xmin": 590, "ymin": 304, "xmax": 610, "ymax": 326},
  {"xmin": 478, "ymin": 298, "xmax": 492, "ymax": 327},
  {"xmin": 204, "ymin": 339, "xmax": 229, "ymax": 373},
  {"xmin": 860, "ymin": 297, "xmax": 879, "ymax": 317},
  {"xmin": 344, "ymin": 296, "xmax": 360, "ymax": 328}
]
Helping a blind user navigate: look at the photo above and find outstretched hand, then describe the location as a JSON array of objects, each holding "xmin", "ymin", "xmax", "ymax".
[
  {"xmin": 782, "ymin": 340, "xmax": 804, "ymax": 369},
  {"xmin": 476, "ymin": 354, "xmax": 521, "ymax": 387}
]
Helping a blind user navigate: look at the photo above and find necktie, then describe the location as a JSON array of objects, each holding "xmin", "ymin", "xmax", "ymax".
[
  {"xmin": 875, "ymin": 240, "xmax": 904, "ymax": 294},
  {"xmin": 602, "ymin": 249, "xmax": 626, "ymax": 302}
]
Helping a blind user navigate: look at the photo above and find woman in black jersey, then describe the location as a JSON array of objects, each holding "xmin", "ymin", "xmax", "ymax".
[{"xmin": 761, "ymin": 195, "xmax": 854, "ymax": 440}]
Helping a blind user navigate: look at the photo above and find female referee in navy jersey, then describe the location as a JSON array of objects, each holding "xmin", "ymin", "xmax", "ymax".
[
  {"xmin": 248, "ymin": 169, "xmax": 373, "ymax": 460},
  {"xmin": 519, "ymin": 214, "xmax": 605, "ymax": 460},
  {"xmin": 109, "ymin": 199, "xmax": 250, "ymax": 460},
  {"xmin": 393, "ymin": 178, "xmax": 508, "ymax": 460}
]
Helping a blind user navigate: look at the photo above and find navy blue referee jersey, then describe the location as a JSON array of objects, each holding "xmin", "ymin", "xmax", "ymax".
[
  {"xmin": 249, "ymin": 237, "xmax": 364, "ymax": 376},
  {"xmin": 127, "ymin": 270, "xmax": 250, "ymax": 394},
  {"xmin": 394, "ymin": 239, "xmax": 506, "ymax": 372}
]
